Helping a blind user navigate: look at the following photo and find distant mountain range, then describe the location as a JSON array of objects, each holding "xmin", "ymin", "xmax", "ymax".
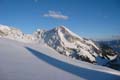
[
  {"xmin": 98, "ymin": 40, "xmax": 120, "ymax": 70},
  {"xmin": 98, "ymin": 40, "xmax": 120, "ymax": 53},
  {"xmin": 0, "ymin": 24, "xmax": 119, "ymax": 70}
]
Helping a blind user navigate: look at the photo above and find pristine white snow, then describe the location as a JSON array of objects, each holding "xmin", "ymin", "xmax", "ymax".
[
  {"xmin": 0, "ymin": 24, "xmax": 11, "ymax": 31},
  {"xmin": 0, "ymin": 38, "xmax": 120, "ymax": 80},
  {"xmin": 59, "ymin": 26, "xmax": 84, "ymax": 40},
  {"xmin": 58, "ymin": 28, "xmax": 77, "ymax": 49}
]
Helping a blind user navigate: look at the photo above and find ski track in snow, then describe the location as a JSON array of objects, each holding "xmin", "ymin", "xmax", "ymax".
[{"xmin": 0, "ymin": 38, "xmax": 120, "ymax": 80}]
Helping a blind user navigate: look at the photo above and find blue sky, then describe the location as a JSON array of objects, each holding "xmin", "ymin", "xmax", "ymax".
[{"xmin": 0, "ymin": 0, "xmax": 120, "ymax": 40}]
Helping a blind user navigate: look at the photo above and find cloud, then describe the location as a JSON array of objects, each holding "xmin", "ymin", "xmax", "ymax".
[{"xmin": 43, "ymin": 11, "xmax": 69, "ymax": 20}]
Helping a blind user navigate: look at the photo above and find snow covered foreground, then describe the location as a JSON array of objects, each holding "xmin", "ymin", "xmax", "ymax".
[
  {"xmin": 0, "ymin": 38, "xmax": 120, "ymax": 80},
  {"xmin": 0, "ymin": 24, "xmax": 118, "ymax": 64}
]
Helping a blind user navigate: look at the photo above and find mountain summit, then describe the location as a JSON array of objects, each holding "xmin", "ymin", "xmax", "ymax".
[
  {"xmin": 34, "ymin": 26, "xmax": 117, "ymax": 64},
  {"xmin": 0, "ymin": 24, "xmax": 118, "ymax": 64}
]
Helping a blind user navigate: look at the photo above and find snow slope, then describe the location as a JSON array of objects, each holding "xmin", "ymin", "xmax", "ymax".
[
  {"xmin": 0, "ymin": 24, "xmax": 118, "ymax": 66},
  {"xmin": 0, "ymin": 38, "xmax": 120, "ymax": 80}
]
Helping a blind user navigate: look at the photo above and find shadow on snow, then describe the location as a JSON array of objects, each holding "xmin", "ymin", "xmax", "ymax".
[{"xmin": 25, "ymin": 47, "xmax": 120, "ymax": 80}]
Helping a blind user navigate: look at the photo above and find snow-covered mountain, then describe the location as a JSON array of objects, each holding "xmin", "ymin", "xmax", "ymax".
[
  {"xmin": 0, "ymin": 24, "xmax": 118, "ymax": 65},
  {"xmin": 0, "ymin": 24, "xmax": 35, "ymax": 43},
  {"xmin": 0, "ymin": 38, "xmax": 120, "ymax": 80},
  {"xmin": 35, "ymin": 26, "xmax": 117, "ymax": 64},
  {"xmin": 98, "ymin": 40, "xmax": 120, "ymax": 53}
]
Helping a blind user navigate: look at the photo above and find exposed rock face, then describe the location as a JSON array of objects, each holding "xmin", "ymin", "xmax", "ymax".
[
  {"xmin": 36, "ymin": 26, "xmax": 117, "ymax": 64},
  {"xmin": 0, "ymin": 24, "xmax": 118, "ymax": 64}
]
